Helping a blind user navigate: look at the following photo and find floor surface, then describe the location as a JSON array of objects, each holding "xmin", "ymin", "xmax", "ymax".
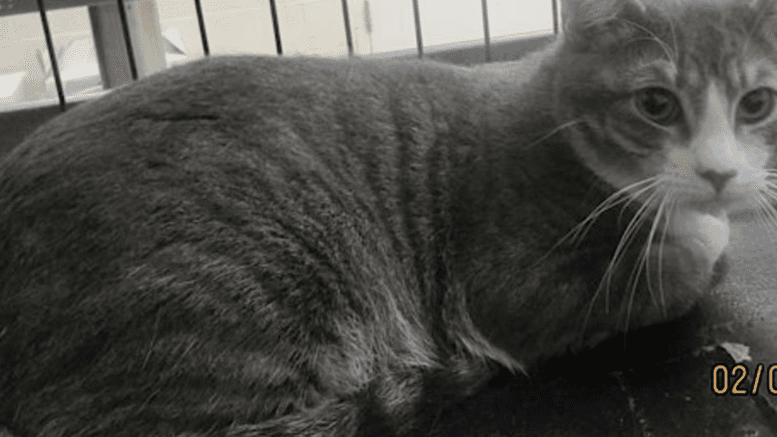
[{"xmin": 429, "ymin": 212, "xmax": 777, "ymax": 436}]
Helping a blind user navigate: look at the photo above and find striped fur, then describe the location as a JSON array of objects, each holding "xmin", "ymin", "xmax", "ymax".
[{"xmin": 2, "ymin": 0, "xmax": 777, "ymax": 435}]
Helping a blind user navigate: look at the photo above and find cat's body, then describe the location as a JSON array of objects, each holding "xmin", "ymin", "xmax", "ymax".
[{"xmin": 2, "ymin": 0, "xmax": 776, "ymax": 435}]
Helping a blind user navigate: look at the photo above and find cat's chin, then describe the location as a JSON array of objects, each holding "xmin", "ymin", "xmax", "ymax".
[
  {"xmin": 666, "ymin": 204, "xmax": 730, "ymax": 272},
  {"xmin": 617, "ymin": 204, "xmax": 733, "ymax": 330}
]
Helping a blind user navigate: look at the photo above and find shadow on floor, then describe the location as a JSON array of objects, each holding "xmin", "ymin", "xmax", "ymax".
[{"xmin": 430, "ymin": 300, "xmax": 777, "ymax": 437}]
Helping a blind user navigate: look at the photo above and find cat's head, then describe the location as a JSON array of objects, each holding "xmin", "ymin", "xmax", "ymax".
[{"xmin": 554, "ymin": 0, "xmax": 777, "ymax": 272}]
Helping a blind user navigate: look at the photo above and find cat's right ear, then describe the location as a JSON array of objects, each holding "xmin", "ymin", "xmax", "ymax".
[{"xmin": 561, "ymin": 0, "xmax": 648, "ymax": 52}]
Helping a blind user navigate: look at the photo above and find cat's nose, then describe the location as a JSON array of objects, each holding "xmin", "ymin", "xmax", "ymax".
[{"xmin": 698, "ymin": 169, "xmax": 737, "ymax": 194}]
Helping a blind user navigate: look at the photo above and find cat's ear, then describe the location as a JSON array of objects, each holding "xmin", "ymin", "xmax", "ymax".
[{"xmin": 561, "ymin": 0, "xmax": 649, "ymax": 52}]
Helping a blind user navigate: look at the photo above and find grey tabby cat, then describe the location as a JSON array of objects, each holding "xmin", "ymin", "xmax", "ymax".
[{"xmin": 1, "ymin": 0, "xmax": 775, "ymax": 435}]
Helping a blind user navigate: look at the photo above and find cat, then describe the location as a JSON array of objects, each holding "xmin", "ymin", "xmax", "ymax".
[{"xmin": 2, "ymin": 0, "xmax": 776, "ymax": 435}]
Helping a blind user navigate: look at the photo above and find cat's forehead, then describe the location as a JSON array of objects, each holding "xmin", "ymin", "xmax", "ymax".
[
  {"xmin": 637, "ymin": 54, "xmax": 777, "ymax": 90},
  {"xmin": 567, "ymin": 0, "xmax": 777, "ymax": 69},
  {"xmin": 618, "ymin": 1, "xmax": 777, "ymax": 93}
]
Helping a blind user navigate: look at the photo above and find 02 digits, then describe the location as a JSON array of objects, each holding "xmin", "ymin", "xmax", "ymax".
[{"xmin": 711, "ymin": 364, "xmax": 777, "ymax": 395}]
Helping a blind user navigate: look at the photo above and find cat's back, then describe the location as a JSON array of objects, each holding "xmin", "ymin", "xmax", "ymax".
[
  {"xmin": 0, "ymin": 55, "xmax": 517, "ymax": 205},
  {"xmin": 3, "ymin": 56, "xmax": 458, "ymax": 165},
  {"xmin": 0, "ymin": 54, "xmax": 544, "ymax": 435}
]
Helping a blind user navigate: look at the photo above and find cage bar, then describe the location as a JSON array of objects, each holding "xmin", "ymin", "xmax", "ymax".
[
  {"xmin": 481, "ymin": 0, "xmax": 491, "ymax": 62},
  {"xmin": 35, "ymin": 0, "xmax": 66, "ymax": 112},
  {"xmin": 269, "ymin": 0, "xmax": 283, "ymax": 55},
  {"xmin": 340, "ymin": 0, "xmax": 354, "ymax": 56},
  {"xmin": 18, "ymin": 0, "xmax": 551, "ymax": 113},
  {"xmin": 411, "ymin": 0, "xmax": 422, "ymax": 58},
  {"xmin": 193, "ymin": 0, "xmax": 210, "ymax": 56},
  {"xmin": 116, "ymin": 0, "xmax": 138, "ymax": 80}
]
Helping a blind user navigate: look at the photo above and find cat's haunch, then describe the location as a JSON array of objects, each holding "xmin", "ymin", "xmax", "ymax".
[{"xmin": 2, "ymin": 0, "xmax": 777, "ymax": 435}]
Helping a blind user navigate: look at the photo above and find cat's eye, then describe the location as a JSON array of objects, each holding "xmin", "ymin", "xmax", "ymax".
[
  {"xmin": 633, "ymin": 87, "xmax": 682, "ymax": 126},
  {"xmin": 737, "ymin": 87, "xmax": 775, "ymax": 124}
]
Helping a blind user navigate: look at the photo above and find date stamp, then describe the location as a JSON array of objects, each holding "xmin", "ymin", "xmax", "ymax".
[{"xmin": 711, "ymin": 364, "xmax": 777, "ymax": 395}]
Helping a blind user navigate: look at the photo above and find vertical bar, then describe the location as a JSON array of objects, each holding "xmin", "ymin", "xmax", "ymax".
[
  {"xmin": 340, "ymin": 0, "xmax": 354, "ymax": 57},
  {"xmin": 552, "ymin": 0, "xmax": 560, "ymax": 35},
  {"xmin": 36, "ymin": 0, "xmax": 66, "ymax": 112},
  {"xmin": 126, "ymin": 0, "xmax": 166, "ymax": 77},
  {"xmin": 411, "ymin": 0, "xmax": 423, "ymax": 58},
  {"xmin": 194, "ymin": 0, "xmax": 210, "ymax": 56},
  {"xmin": 481, "ymin": 0, "xmax": 491, "ymax": 63},
  {"xmin": 116, "ymin": 0, "xmax": 139, "ymax": 80},
  {"xmin": 364, "ymin": 0, "xmax": 373, "ymax": 54},
  {"xmin": 89, "ymin": 4, "xmax": 133, "ymax": 89},
  {"xmin": 269, "ymin": 0, "xmax": 283, "ymax": 55}
]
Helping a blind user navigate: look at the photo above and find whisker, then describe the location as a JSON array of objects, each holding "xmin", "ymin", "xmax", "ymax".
[
  {"xmin": 530, "ymin": 177, "xmax": 659, "ymax": 271},
  {"xmin": 526, "ymin": 120, "xmax": 582, "ymax": 150},
  {"xmin": 759, "ymin": 190, "xmax": 777, "ymax": 218},
  {"xmin": 615, "ymin": 178, "xmax": 662, "ymax": 231},
  {"xmin": 760, "ymin": 173, "xmax": 777, "ymax": 183},
  {"xmin": 616, "ymin": 17, "xmax": 677, "ymax": 63},
  {"xmin": 751, "ymin": 196, "xmax": 775, "ymax": 241},
  {"xmin": 623, "ymin": 242, "xmax": 649, "ymax": 335},
  {"xmin": 642, "ymin": 185, "xmax": 673, "ymax": 309},
  {"xmin": 600, "ymin": 188, "xmax": 661, "ymax": 306},
  {"xmin": 571, "ymin": 178, "xmax": 660, "ymax": 245},
  {"xmin": 656, "ymin": 196, "xmax": 679, "ymax": 314},
  {"xmin": 762, "ymin": 183, "xmax": 776, "ymax": 196},
  {"xmin": 756, "ymin": 190, "xmax": 777, "ymax": 215},
  {"xmin": 754, "ymin": 194, "xmax": 777, "ymax": 242},
  {"xmin": 580, "ymin": 185, "xmax": 661, "ymax": 336},
  {"xmin": 532, "ymin": 179, "xmax": 651, "ymax": 268},
  {"xmin": 634, "ymin": 191, "xmax": 679, "ymax": 332},
  {"xmin": 621, "ymin": 189, "xmax": 666, "ymax": 334},
  {"xmin": 760, "ymin": 180, "xmax": 777, "ymax": 198}
]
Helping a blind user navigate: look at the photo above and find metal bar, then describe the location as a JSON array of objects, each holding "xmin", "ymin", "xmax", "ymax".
[
  {"xmin": 411, "ymin": 0, "xmax": 423, "ymax": 58},
  {"xmin": 89, "ymin": 4, "xmax": 133, "ymax": 89},
  {"xmin": 116, "ymin": 0, "xmax": 138, "ymax": 80},
  {"xmin": 269, "ymin": 0, "xmax": 283, "ymax": 55},
  {"xmin": 194, "ymin": 0, "xmax": 210, "ymax": 56},
  {"xmin": 340, "ymin": 0, "xmax": 354, "ymax": 56},
  {"xmin": 481, "ymin": 0, "xmax": 491, "ymax": 62},
  {"xmin": 36, "ymin": 0, "xmax": 66, "ymax": 112},
  {"xmin": 552, "ymin": 0, "xmax": 560, "ymax": 35}
]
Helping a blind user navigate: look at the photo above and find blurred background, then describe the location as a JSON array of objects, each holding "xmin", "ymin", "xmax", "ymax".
[
  {"xmin": 0, "ymin": 0, "xmax": 557, "ymax": 112},
  {"xmin": 0, "ymin": 0, "xmax": 561, "ymax": 156},
  {"xmin": 0, "ymin": 0, "xmax": 560, "ymax": 155}
]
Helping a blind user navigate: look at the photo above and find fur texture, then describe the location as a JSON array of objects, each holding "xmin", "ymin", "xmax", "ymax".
[{"xmin": 2, "ymin": 0, "xmax": 777, "ymax": 435}]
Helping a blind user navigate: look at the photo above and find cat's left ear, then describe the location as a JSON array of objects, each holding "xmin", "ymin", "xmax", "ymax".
[{"xmin": 560, "ymin": 0, "xmax": 650, "ymax": 52}]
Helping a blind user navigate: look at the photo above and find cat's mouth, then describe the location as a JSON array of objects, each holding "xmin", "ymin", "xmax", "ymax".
[{"xmin": 681, "ymin": 198, "xmax": 734, "ymax": 218}]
